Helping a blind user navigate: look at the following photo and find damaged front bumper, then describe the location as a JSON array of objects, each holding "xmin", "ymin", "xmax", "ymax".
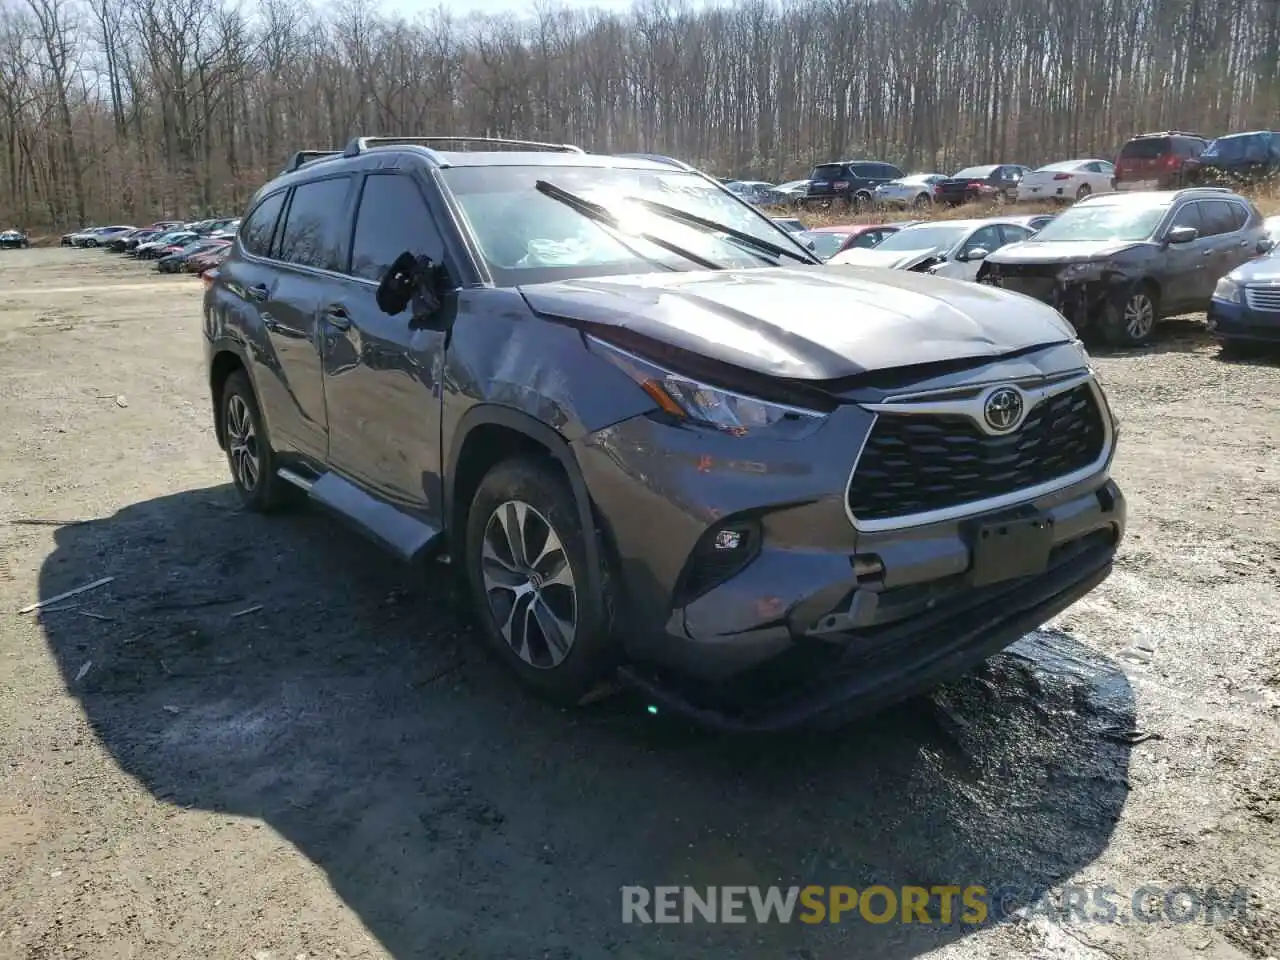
[{"xmin": 577, "ymin": 383, "xmax": 1125, "ymax": 733}]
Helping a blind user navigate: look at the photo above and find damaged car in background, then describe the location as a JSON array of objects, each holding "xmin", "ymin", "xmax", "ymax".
[
  {"xmin": 977, "ymin": 187, "xmax": 1272, "ymax": 346},
  {"xmin": 203, "ymin": 137, "xmax": 1125, "ymax": 733},
  {"xmin": 827, "ymin": 217, "xmax": 1037, "ymax": 281}
]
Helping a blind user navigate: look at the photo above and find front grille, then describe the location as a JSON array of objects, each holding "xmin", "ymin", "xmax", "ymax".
[
  {"xmin": 847, "ymin": 383, "xmax": 1107, "ymax": 523},
  {"xmin": 984, "ymin": 266, "xmax": 1060, "ymax": 304},
  {"xmin": 1245, "ymin": 286, "xmax": 1280, "ymax": 313}
]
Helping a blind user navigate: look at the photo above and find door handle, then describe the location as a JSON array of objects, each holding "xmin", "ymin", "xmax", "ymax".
[
  {"xmin": 246, "ymin": 283, "xmax": 269, "ymax": 302},
  {"xmin": 324, "ymin": 304, "xmax": 351, "ymax": 331}
]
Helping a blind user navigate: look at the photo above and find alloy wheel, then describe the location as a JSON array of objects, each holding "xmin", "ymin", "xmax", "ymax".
[
  {"xmin": 225, "ymin": 394, "xmax": 260, "ymax": 492},
  {"xmin": 1123, "ymin": 292, "xmax": 1155, "ymax": 341},
  {"xmin": 480, "ymin": 500, "xmax": 577, "ymax": 669}
]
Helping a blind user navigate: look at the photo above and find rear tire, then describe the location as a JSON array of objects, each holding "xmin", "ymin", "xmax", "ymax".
[
  {"xmin": 464, "ymin": 456, "xmax": 618, "ymax": 706},
  {"xmin": 913, "ymin": 193, "xmax": 931, "ymax": 209},
  {"xmin": 1077, "ymin": 184, "xmax": 1093, "ymax": 200},
  {"xmin": 1100, "ymin": 283, "xmax": 1159, "ymax": 347},
  {"xmin": 220, "ymin": 370, "xmax": 293, "ymax": 512}
]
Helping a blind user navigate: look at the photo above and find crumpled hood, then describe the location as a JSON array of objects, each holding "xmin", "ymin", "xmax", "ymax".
[
  {"xmin": 518, "ymin": 266, "xmax": 1076, "ymax": 380},
  {"xmin": 989, "ymin": 239, "xmax": 1143, "ymax": 264},
  {"xmin": 828, "ymin": 246, "xmax": 940, "ymax": 270}
]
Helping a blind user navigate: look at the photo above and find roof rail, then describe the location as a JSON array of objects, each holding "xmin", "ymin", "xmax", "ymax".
[
  {"xmin": 613, "ymin": 152, "xmax": 694, "ymax": 171},
  {"xmin": 342, "ymin": 136, "xmax": 586, "ymax": 160},
  {"xmin": 284, "ymin": 149, "xmax": 342, "ymax": 173}
]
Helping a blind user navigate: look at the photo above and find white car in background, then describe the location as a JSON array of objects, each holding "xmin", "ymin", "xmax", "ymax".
[
  {"xmin": 827, "ymin": 218, "xmax": 1038, "ymax": 282},
  {"xmin": 1017, "ymin": 159, "xmax": 1115, "ymax": 203},
  {"xmin": 772, "ymin": 180, "xmax": 810, "ymax": 201},
  {"xmin": 1265, "ymin": 215, "xmax": 1280, "ymax": 244},
  {"xmin": 874, "ymin": 173, "xmax": 947, "ymax": 209}
]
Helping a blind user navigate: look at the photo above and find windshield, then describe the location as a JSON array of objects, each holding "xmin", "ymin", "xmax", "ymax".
[
  {"xmin": 1202, "ymin": 133, "xmax": 1268, "ymax": 161},
  {"xmin": 1029, "ymin": 202, "xmax": 1168, "ymax": 242},
  {"xmin": 873, "ymin": 223, "xmax": 967, "ymax": 252},
  {"xmin": 441, "ymin": 164, "xmax": 811, "ymax": 285},
  {"xmin": 953, "ymin": 166, "xmax": 996, "ymax": 179}
]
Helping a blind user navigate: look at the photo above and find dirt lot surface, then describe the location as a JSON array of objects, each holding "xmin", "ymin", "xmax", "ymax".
[{"xmin": 0, "ymin": 248, "xmax": 1277, "ymax": 960}]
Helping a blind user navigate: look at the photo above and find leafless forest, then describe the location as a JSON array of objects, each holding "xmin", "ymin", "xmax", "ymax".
[{"xmin": 1, "ymin": 0, "xmax": 1278, "ymax": 228}]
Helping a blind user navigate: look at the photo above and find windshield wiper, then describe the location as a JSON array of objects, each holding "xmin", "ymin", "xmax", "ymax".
[
  {"xmin": 534, "ymin": 180, "xmax": 725, "ymax": 271},
  {"xmin": 621, "ymin": 195, "xmax": 822, "ymax": 265}
]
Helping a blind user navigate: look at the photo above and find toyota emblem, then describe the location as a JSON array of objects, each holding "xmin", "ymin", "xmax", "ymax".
[{"xmin": 983, "ymin": 386, "xmax": 1025, "ymax": 432}]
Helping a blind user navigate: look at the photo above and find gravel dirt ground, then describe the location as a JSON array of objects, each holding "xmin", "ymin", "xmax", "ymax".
[{"xmin": 0, "ymin": 248, "xmax": 1277, "ymax": 960}]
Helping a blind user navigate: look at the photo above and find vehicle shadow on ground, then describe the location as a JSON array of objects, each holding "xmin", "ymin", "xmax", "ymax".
[
  {"xmin": 1086, "ymin": 316, "xmax": 1218, "ymax": 358},
  {"xmin": 37, "ymin": 486, "xmax": 1136, "ymax": 959}
]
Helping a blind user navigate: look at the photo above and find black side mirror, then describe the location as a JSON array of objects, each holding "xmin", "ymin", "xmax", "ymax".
[
  {"xmin": 1166, "ymin": 225, "xmax": 1199, "ymax": 245},
  {"xmin": 1258, "ymin": 238, "xmax": 1276, "ymax": 255},
  {"xmin": 376, "ymin": 251, "xmax": 447, "ymax": 318}
]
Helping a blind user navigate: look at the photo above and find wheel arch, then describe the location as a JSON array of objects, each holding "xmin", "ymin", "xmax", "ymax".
[
  {"xmin": 208, "ymin": 343, "xmax": 253, "ymax": 449},
  {"xmin": 445, "ymin": 405, "xmax": 605, "ymax": 601}
]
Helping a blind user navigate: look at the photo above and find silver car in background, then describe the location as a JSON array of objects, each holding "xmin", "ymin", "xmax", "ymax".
[{"xmin": 874, "ymin": 173, "xmax": 946, "ymax": 209}]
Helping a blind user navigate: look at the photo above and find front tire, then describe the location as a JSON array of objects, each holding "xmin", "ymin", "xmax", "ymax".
[
  {"xmin": 913, "ymin": 193, "xmax": 931, "ymax": 209},
  {"xmin": 220, "ymin": 370, "xmax": 292, "ymax": 512},
  {"xmin": 84, "ymin": 239, "xmax": 98, "ymax": 248},
  {"xmin": 464, "ymin": 456, "xmax": 617, "ymax": 706},
  {"xmin": 1101, "ymin": 284, "xmax": 1159, "ymax": 347}
]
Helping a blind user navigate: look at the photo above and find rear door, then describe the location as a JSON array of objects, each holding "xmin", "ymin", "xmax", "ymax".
[
  {"xmin": 321, "ymin": 170, "xmax": 452, "ymax": 520},
  {"xmin": 254, "ymin": 174, "xmax": 356, "ymax": 458},
  {"xmin": 1203, "ymin": 198, "xmax": 1258, "ymax": 280}
]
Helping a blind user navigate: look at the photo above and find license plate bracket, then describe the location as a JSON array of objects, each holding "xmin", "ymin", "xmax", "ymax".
[{"xmin": 968, "ymin": 513, "xmax": 1055, "ymax": 587}]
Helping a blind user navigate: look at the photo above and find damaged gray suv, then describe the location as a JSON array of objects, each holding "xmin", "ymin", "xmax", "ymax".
[{"xmin": 202, "ymin": 137, "xmax": 1126, "ymax": 732}]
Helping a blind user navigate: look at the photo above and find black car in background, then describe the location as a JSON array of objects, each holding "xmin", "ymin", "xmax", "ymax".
[
  {"xmin": 933, "ymin": 165, "xmax": 1032, "ymax": 206},
  {"xmin": 0, "ymin": 228, "xmax": 28, "ymax": 248},
  {"xmin": 977, "ymin": 187, "xmax": 1272, "ymax": 346},
  {"xmin": 802, "ymin": 160, "xmax": 905, "ymax": 209},
  {"xmin": 1189, "ymin": 130, "xmax": 1280, "ymax": 186}
]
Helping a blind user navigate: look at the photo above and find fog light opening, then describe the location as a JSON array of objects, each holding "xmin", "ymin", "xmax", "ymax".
[{"xmin": 852, "ymin": 553, "xmax": 885, "ymax": 584}]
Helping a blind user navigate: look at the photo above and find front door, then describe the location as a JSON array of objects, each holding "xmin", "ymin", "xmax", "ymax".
[
  {"xmin": 1159, "ymin": 202, "xmax": 1212, "ymax": 311},
  {"xmin": 321, "ymin": 171, "xmax": 451, "ymax": 522}
]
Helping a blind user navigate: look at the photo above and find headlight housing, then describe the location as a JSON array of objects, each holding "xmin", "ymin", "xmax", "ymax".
[
  {"xmin": 1060, "ymin": 261, "xmax": 1104, "ymax": 281},
  {"xmin": 588, "ymin": 336, "xmax": 828, "ymax": 439},
  {"xmin": 1212, "ymin": 275, "xmax": 1242, "ymax": 304}
]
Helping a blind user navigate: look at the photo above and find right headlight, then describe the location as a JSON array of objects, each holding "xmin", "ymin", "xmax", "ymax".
[
  {"xmin": 1212, "ymin": 275, "xmax": 1242, "ymax": 304},
  {"xmin": 587, "ymin": 335, "xmax": 828, "ymax": 439}
]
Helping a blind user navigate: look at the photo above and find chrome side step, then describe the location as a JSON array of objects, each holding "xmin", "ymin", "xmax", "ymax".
[{"xmin": 276, "ymin": 467, "xmax": 314, "ymax": 492}]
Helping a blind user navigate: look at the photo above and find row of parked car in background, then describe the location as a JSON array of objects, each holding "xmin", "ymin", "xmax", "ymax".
[
  {"xmin": 771, "ymin": 186, "xmax": 1280, "ymax": 348},
  {"xmin": 56, "ymin": 218, "xmax": 241, "ymax": 277},
  {"xmin": 726, "ymin": 129, "xmax": 1280, "ymax": 212}
]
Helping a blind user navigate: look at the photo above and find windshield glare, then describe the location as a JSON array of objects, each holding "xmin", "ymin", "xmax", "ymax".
[
  {"xmin": 873, "ymin": 224, "xmax": 965, "ymax": 252},
  {"xmin": 441, "ymin": 164, "xmax": 809, "ymax": 285},
  {"xmin": 1030, "ymin": 203, "xmax": 1168, "ymax": 242}
]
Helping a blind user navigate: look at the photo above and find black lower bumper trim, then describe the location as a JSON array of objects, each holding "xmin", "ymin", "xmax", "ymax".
[{"xmin": 619, "ymin": 542, "xmax": 1115, "ymax": 734}]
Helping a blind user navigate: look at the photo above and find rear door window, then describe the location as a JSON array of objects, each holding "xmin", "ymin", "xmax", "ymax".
[
  {"xmin": 1198, "ymin": 201, "xmax": 1238, "ymax": 237},
  {"xmin": 275, "ymin": 176, "xmax": 354, "ymax": 271}
]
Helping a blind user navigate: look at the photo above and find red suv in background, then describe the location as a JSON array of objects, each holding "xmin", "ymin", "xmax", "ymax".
[{"xmin": 1114, "ymin": 131, "xmax": 1209, "ymax": 191}]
